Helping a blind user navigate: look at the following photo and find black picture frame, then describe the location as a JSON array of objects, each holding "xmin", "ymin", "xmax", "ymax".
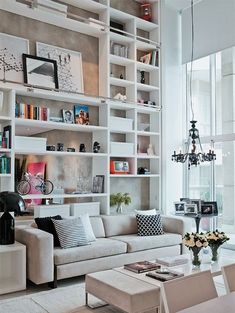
[
  {"xmin": 201, "ymin": 204, "xmax": 214, "ymax": 215},
  {"xmin": 202, "ymin": 201, "xmax": 218, "ymax": 215},
  {"xmin": 174, "ymin": 202, "xmax": 185, "ymax": 215},
  {"xmin": 22, "ymin": 54, "xmax": 59, "ymax": 89},
  {"xmin": 92, "ymin": 175, "xmax": 105, "ymax": 193}
]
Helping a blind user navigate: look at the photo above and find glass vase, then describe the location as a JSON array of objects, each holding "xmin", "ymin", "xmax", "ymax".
[
  {"xmin": 210, "ymin": 244, "xmax": 220, "ymax": 262},
  {"xmin": 191, "ymin": 248, "xmax": 202, "ymax": 267}
]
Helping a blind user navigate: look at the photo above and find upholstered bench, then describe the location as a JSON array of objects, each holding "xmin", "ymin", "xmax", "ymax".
[{"xmin": 85, "ymin": 269, "xmax": 160, "ymax": 313}]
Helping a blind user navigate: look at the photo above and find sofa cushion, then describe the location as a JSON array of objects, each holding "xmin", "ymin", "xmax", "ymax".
[
  {"xmin": 35, "ymin": 215, "xmax": 62, "ymax": 247},
  {"xmin": 110, "ymin": 233, "xmax": 182, "ymax": 253},
  {"xmin": 136, "ymin": 214, "xmax": 164, "ymax": 236},
  {"xmin": 54, "ymin": 238, "xmax": 127, "ymax": 265},
  {"xmin": 90, "ymin": 216, "xmax": 105, "ymax": 238},
  {"xmin": 80, "ymin": 213, "xmax": 96, "ymax": 242},
  {"xmin": 102, "ymin": 215, "xmax": 137, "ymax": 237}
]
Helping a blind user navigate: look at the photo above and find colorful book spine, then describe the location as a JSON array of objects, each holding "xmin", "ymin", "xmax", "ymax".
[{"xmin": 15, "ymin": 103, "xmax": 50, "ymax": 121}]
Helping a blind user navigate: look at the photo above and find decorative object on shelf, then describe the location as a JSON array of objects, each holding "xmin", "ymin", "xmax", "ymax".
[
  {"xmin": 140, "ymin": 71, "xmax": 145, "ymax": 84},
  {"xmin": 0, "ymin": 32, "xmax": 29, "ymax": 83},
  {"xmin": 206, "ymin": 230, "xmax": 229, "ymax": 262},
  {"xmin": 79, "ymin": 143, "xmax": 86, "ymax": 152},
  {"xmin": 46, "ymin": 145, "xmax": 56, "ymax": 151},
  {"xmin": 22, "ymin": 54, "xmax": 59, "ymax": 89},
  {"xmin": 174, "ymin": 202, "xmax": 186, "ymax": 215},
  {"xmin": 183, "ymin": 232, "xmax": 208, "ymax": 267},
  {"xmin": 36, "ymin": 42, "xmax": 84, "ymax": 93},
  {"xmin": 67, "ymin": 147, "xmax": 75, "ymax": 152},
  {"xmin": 0, "ymin": 192, "xmax": 26, "ymax": 245},
  {"xmin": 120, "ymin": 73, "xmax": 124, "ymax": 79},
  {"xmin": 171, "ymin": 0, "xmax": 216, "ymax": 169},
  {"xmin": 74, "ymin": 104, "xmax": 89, "ymax": 125},
  {"xmin": 92, "ymin": 175, "xmax": 105, "ymax": 193},
  {"xmin": 110, "ymin": 192, "xmax": 131, "ymax": 214},
  {"xmin": 57, "ymin": 142, "xmax": 64, "ymax": 151},
  {"xmin": 113, "ymin": 93, "xmax": 127, "ymax": 101},
  {"xmin": 110, "ymin": 160, "xmax": 129, "ymax": 174},
  {"xmin": 140, "ymin": 1, "xmax": 152, "ymax": 21},
  {"xmin": 93, "ymin": 141, "xmax": 100, "ymax": 153},
  {"xmin": 147, "ymin": 143, "xmax": 154, "ymax": 155},
  {"xmin": 15, "ymin": 102, "xmax": 50, "ymax": 121},
  {"xmin": 17, "ymin": 172, "xmax": 54, "ymax": 196},
  {"xmin": 140, "ymin": 52, "xmax": 152, "ymax": 64},
  {"xmin": 137, "ymin": 167, "xmax": 150, "ymax": 175},
  {"xmin": 62, "ymin": 109, "xmax": 74, "ymax": 124},
  {"xmin": 111, "ymin": 41, "xmax": 128, "ymax": 58}
]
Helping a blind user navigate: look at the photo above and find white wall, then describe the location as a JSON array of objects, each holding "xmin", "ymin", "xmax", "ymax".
[
  {"xmin": 161, "ymin": 0, "xmax": 185, "ymax": 212},
  {"xmin": 182, "ymin": 0, "xmax": 235, "ymax": 63}
]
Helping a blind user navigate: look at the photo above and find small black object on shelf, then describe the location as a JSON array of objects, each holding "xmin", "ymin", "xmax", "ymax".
[
  {"xmin": 57, "ymin": 143, "xmax": 64, "ymax": 151},
  {"xmin": 120, "ymin": 73, "xmax": 124, "ymax": 79},
  {"xmin": 140, "ymin": 71, "xmax": 145, "ymax": 84},
  {"xmin": 47, "ymin": 145, "xmax": 56, "ymax": 151},
  {"xmin": 67, "ymin": 147, "xmax": 75, "ymax": 152},
  {"xmin": 93, "ymin": 141, "xmax": 100, "ymax": 153},
  {"xmin": 79, "ymin": 143, "xmax": 86, "ymax": 152}
]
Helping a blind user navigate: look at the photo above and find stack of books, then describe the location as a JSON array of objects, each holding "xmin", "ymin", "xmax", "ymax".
[
  {"xmin": 146, "ymin": 269, "xmax": 184, "ymax": 281},
  {"xmin": 155, "ymin": 255, "xmax": 189, "ymax": 267},
  {"xmin": 0, "ymin": 154, "xmax": 11, "ymax": 174},
  {"xmin": 124, "ymin": 261, "xmax": 160, "ymax": 273},
  {"xmin": 15, "ymin": 103, "xmax": 50, "ymax": 121}
]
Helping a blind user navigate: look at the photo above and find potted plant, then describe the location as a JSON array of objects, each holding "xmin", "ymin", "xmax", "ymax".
[
  {"xmin": 110, "ymin": 192, "xmax": 131, "ymax": 213},
  {"xmin": 183, "ymin": 232, "xmax": 208, "ymax": 267},
  {"xmin": 206, "ymin": 230, "xmax": 229, "ymax": 262}
]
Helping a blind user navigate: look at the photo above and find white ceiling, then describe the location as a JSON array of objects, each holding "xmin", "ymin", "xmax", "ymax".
[{"xmin": 166, "ymin": 0, "xmax": 203, "ymax": 12}]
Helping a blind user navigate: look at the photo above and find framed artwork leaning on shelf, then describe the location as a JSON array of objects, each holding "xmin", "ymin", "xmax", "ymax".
[
  {"xmin": 74, "ymin": 104, "xmax": 89, "ymax": 125},
  {"xmin": 62, "ymin": 109, "xmax": 74, "ymax": 124},
  {"xmin": 36, "ymin": 42, "xmax": 84, "ymax": 93},
  {"xmin": 22, "ymin": 54, "xmax": 59, "ymax": 89},
  {"xmin": 0, "ymin": 32, "xmax": 29, "ymax": 83}
]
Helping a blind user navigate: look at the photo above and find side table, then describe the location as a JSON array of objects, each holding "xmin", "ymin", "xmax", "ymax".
[
  {"xmin": 0, "ymin": 241, "xmax": 26, "ymax": 295},
  {"xmin": 182, "ymin": 213, "xmax": 218, "ymax": 233}
]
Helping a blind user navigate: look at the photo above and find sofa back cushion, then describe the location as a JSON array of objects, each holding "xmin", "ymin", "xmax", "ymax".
[
  {"xmin": 90, "ymin": 216, "xmax": 105, "ymax": 238},
  {"xmin": 102, "ymin": 215, "xmax": 137, "ymax": 237}
]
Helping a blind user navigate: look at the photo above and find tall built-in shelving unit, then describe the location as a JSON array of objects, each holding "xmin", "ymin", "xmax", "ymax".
[{"xmin": 0, "ymin": 0, "xmax": 161, "ymax": 214}]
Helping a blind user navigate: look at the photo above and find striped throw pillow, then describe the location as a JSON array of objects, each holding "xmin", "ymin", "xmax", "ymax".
[{"xmin": 52, "ymin": 217, "xmax": 89, "ymax": 249}]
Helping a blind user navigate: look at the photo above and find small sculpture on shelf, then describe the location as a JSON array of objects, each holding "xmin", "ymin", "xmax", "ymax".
[
  {"xmin": 93, "ymin": 141, "xmax": 100, "ymax": 153},
  {"xmin": 113, "ymin": 93, "xmax": 127, "ymax": 101},
  {"xmin": 79, "ymin": 143, "xmax": 86, "ymax": 152},
  {"xmin": 140, "ymin": 71, "xmax": 145, "ymax": 84},
  {"xmin": 138, "ymin": 167, "xmax": 150, "ymax": 175},
  {"xmin": 147, "ymin": 143, "xmax": 154, "ymax": 156},
  {"xmin": 57, "ymin": 143, "xmax": 64, "ymax": 151},
  {"xmin": 120, "ymin": 73, "xmax": 124, "ymax": 79}
]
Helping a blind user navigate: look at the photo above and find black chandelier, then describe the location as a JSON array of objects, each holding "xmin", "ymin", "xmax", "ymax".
[{"xmin": 172, "ymin": 0, "xmax": 216, "ymax": 169}]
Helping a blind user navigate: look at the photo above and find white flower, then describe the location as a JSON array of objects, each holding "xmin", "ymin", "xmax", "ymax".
[{"xmin": 196, "ymin": 241, "xmax": 202, "ymax": 248}]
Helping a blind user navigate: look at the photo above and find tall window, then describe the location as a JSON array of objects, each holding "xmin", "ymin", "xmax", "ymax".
[{"xmin": 186, "ymin": 47, "xmax": 235, "ymax": 233}]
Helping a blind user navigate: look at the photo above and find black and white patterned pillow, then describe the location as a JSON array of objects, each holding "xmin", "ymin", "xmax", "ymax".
[
  {"xmin": 136, "ymin": 214, "xmax": 164, "ymax": 236},
  {"xmin": 52, "ymin": 217, "xmax": 89, "ymax": 249}
]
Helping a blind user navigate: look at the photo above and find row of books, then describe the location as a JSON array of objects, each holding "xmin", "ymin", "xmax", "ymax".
[
  {"xmin": 0, "ymin": 125, "xmax": 11, "ymax": 149},
  {"xmin": 110, "ymin": 41, "xmax": 129, "ymax": 58},
  {"xmin": 139, "ymin": 50, "xmax": 159, "ymax": 67},
  {"xmin": 0, "ymin": 154, "xmax": 11, "ymax": 174},
  {"xmin": 15, "ymin": 103, "xmax": 50, "ymax": 121}
]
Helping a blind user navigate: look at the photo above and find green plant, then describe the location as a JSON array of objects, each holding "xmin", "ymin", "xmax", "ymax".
[{"xmin": 110, "ymin": 192, "xmax": 131, "ymax": 207}]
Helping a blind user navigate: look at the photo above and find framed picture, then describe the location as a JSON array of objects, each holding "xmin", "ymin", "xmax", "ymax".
[
  {"xmin": 180, "ymin": 197, "xmax": 190, "ymax": 204},
  {"xmin": 191, "ymin": 199, "xmax": 202, "ymax": 212},
  {"xmin": 92, "ymin": 175, "xmax": 104, "ymax": 193},
  {"xmin": 174, "ymin": 202, "xmax": 185, "ymax": 215},
  {"xmin": 184, "ymin": 203, "xmax": 197, "ymax": 215},
  {"xmin": 74, "ymin": 104, "xmax": 89, "ymax": 125},
  {"xmin": 201, "ymin": 202, "xmax": 215, "ymax": 215},
  {"xmin": 22, "ymin": 54, "xmax": 59, "ymax": 89},
  {"xmin": 0, "ymin": 33, "xmax": 29, "ymax": 83},
  {"xmin": 62, "ymin": 109, "xmax": 74, "ymax": 124},
  {"xmin": 36, "ymin": 42, "xmax": 84, "ymax": 93}
]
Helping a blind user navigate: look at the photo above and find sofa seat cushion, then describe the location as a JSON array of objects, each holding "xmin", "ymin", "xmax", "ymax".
[
  {"xmin": 54, "ymin": 238, "xmax": 127, "ymax": 265},
  {"xmin": 110, "ymin": 233, "xmax": 182, "ymax": 253}
]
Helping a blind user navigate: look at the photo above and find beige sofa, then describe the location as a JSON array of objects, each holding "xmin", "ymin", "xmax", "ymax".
[{"xmin": 15, "ymin": 214, "xmax": 186, "ymax": 287}]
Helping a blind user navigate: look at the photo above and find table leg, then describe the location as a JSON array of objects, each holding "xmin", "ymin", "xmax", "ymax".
[{"xmin": 195, "ymin": 216, "xmax": 201, "ymax": 233}]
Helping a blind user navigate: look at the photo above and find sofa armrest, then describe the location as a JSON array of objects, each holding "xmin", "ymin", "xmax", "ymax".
[
  {"xmin": 161, "ymin": 215, "xmax": 187, "ymax": 236},
  {"xmin": 15, "ymin": 226, "xmax": 54, "ymax": 284}
]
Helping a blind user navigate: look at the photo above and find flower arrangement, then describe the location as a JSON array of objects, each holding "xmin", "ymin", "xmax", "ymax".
[
  {"xmin": 110, "ymin": 192, "xmax": 131, "ymax": 213},
  {"xmin": 206, "ymin": 230, "xmax": 229, "ymax": 261},
  {"xmin": 183, "ymin": 232, "xmax": 208, "ymax": 266}
]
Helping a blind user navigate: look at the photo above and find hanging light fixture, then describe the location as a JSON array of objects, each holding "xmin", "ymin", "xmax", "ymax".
[{"xmin": 171, "ymin": 0, "xmax": 216, "ymax": 169}]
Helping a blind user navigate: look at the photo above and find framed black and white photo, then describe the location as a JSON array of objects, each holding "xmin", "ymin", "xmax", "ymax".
[
  {"xmin": 184, "ymin": 203, "xmax": 197, "ymax": 215},
  {"xmin": 62, "ymin": 109, "xmax": 74, "ymax": 124},
  {"xmin": 0, "ymin": 33, "xmax": 29, "ymax": 83},
  {"xmin": 174, "ymin": 202, "xmax": 185, "ymax": 215},
  {"xmin": 191, "ymin": 199, "xmax": 202, "ymax": 213},
  {"xmin": 201, "ymin": 203, "xmax": 214, "ymax": 215},
  {"xmin": 22, "ymin": 54, "xmax": 59, "ymax": 89},
  {"xmin": 92, "ymin": 175, "xmax": 104, "ymax": 193},
  {"xmin": 180, "ymin": 197, "xmax": 190, "ymax": 204},
  {"xmin": 36, "ymin": 42, "xmax": 84, "ymax": 93}
]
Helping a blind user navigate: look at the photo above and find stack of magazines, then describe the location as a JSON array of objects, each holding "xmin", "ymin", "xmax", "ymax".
[
  {"xmin": 146, "ymin": 269, "xmax": 184, "ymax": 282},
  {"xmin": 155, "ymin": 255, "xmax": 189, "ymax": 267}
]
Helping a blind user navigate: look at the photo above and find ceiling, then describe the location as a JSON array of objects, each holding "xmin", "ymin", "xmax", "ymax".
[{"xmin": 166, "ymin": 0, "xmax": 203, "ymax": 12}]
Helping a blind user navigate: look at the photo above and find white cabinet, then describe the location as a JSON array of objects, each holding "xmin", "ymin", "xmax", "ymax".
[{"xmin": 0, "ymin": 242, "xmax": 26, "ymax": 295}]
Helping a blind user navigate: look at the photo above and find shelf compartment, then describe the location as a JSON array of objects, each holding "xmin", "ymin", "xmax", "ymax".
[
  {"xmin": 15, "ymin": 118, "xmax": 108, "ymax": 136},
  {"xmin": 109, "ymin": 54, "xmax": 134, "ymax": 66},
  {"xmin": 136, "ymin": 40, "xmax": 159, "ymax": 51},
  {"xmin": 15, "ymin": 150, "xmax": 108, "ymax": 157},
  {"xmin": 0, "ymin": 115, "xmax": 11, "ymax": 121},
  {"xmin": 136, "ymin": 61, "xmax": 159, "ymax": 72},
  {"xmin": 110, "ymin": 77, "xmax": 134, "ymax": 88},
  {"xmin": 135, "ymin": 17, "xmax": 159, "ymax": 32},
  {"xmin": 65, "ymin": 0, "xmax": 107, "ymax": 14},
  {"xmin": 0, "ymin": 148, "xmax": 11, "ymax": 153},
  {"xmin": 137, "ymin": 131, "xmax": 160, "ymax": 136},
  {"xmin": 110, "ymin": 32, "xmax": 134, "ymax": 45},
  {"xmin": 22, "ymin": 193, "xmax": 108, "ymax": 200},
  {"xmin": 137, "ymin": 83, "xmax": 159, "ymax": 92},
  {"xmin": 137, "ymin": 154, "xmax": 159, "ymax": 159}
]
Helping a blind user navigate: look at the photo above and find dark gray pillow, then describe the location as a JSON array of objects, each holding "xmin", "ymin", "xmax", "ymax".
[
  {"xmin": 52, "ymin": 217, "xmax": 89, "ymax": 249},
  {"xmin": 136, "ymin": 214, "xmax": 164, "ymax": 236}
]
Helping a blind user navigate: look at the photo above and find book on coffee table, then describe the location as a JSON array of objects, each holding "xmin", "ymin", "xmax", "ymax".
[
  {"xmin": 124, "ymin": 261, "xmax": 160, "ymax": 273},
  {"xmin": 155, "ymin": 254, "xmax": 189, "ymax": 267},
  {"xmin": 146, "ymin": 269, "xmax": 184, "ymax": 281}
]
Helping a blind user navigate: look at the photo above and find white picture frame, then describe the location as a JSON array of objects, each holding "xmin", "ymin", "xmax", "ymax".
[
  {"xmin": 36, "ymin": 42, "xmax": 84, "ymax": 93},
  {"xmin": 184, "ymin": 203, "xmax": 198, "ymax": 215},
  {"xmin": 174, "ymin": 202, "xmax": 186, "ymax": 215},
  {"xmin": 0, "ymin": 33, "xmax": 29, "ymax": 83}
]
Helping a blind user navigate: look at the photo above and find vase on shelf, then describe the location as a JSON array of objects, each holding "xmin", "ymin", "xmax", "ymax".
[
  {"xmin": 210, "ymin": 244, "xmax": 220, "ymax": 262},
  {"xmin": 116, "ymin": 203, "xmax": 123, "ymax": 214},
  {"xmin": 191, "ymin": 247, "xmax": 202, "ymax": 268}
]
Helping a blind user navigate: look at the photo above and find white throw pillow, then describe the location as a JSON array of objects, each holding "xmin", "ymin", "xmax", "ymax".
[
  {"xmin": 135, "ymin": 209, "xmax": 157, "ymax": 215},
  {"xmin": 79, "ymin": 213, "xmax": 96, "ymax": 242}
]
